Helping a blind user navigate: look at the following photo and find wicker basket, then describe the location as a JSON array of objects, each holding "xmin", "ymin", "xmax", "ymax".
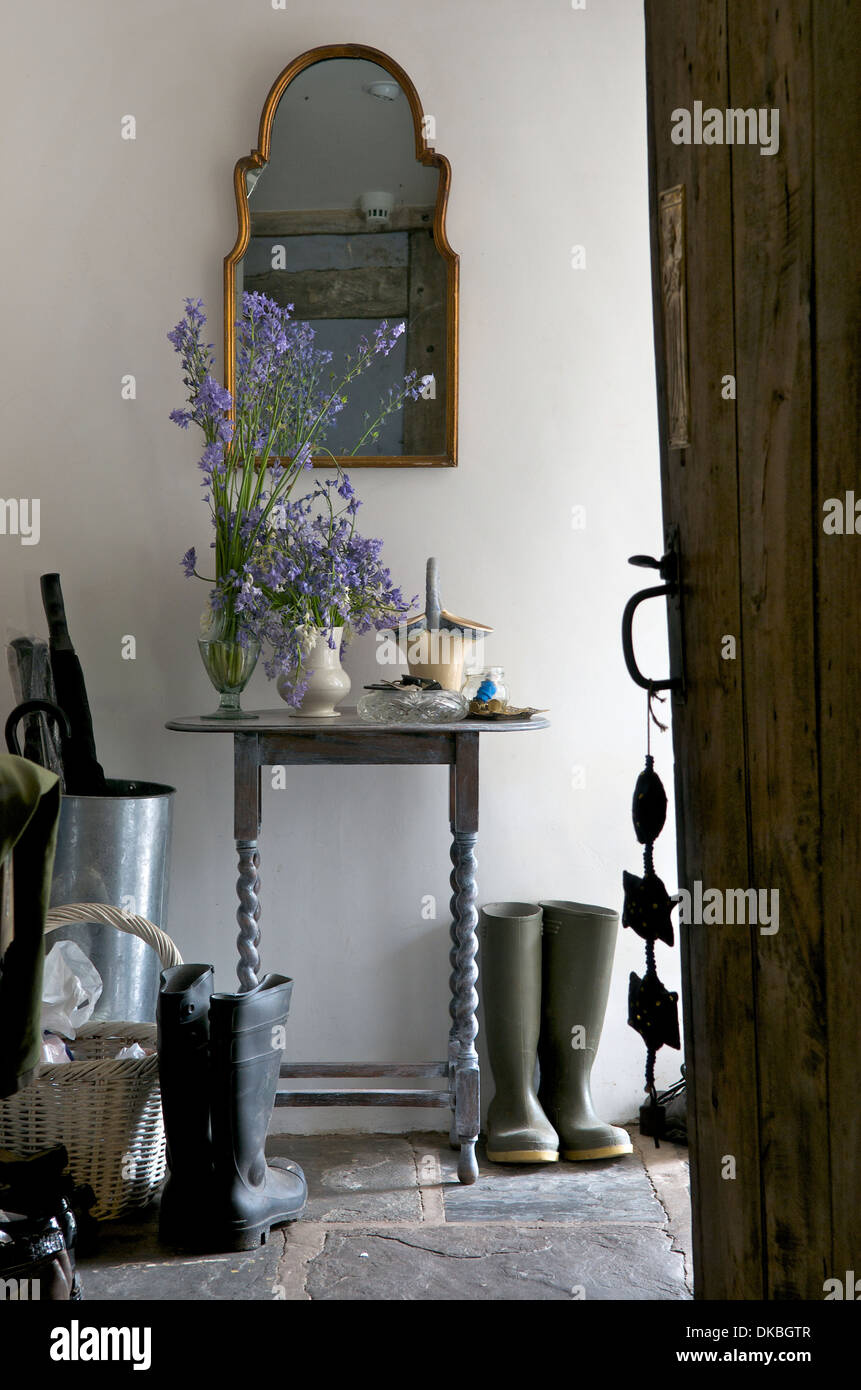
[{"xmin": 0, "ymin": 903, "xmax": 182, "ymax": 1220}]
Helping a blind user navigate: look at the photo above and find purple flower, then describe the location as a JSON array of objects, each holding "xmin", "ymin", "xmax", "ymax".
[
  {"xmin": 195, "ymin": 375, "xmax": 232, "ymax": 416},
  {"xmin": 181, "ymin": 547, "xmax": 197, "ymax": 577},
  {"xmin": 198, "ymin": 442, "xmax": 223, "ymax": 474},
  {"xmin": 372, "ymin": 320, "xmax": 406, "ymax": 356}
]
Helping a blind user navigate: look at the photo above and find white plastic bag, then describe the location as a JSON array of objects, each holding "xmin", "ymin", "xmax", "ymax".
[
  {"xmin": 40, "ymin": 1032, "xmax": 73, "ymax": 1065},
  {"xmin": 40, "ymin": 940, "xmax": 103, "ymax": 1039}
]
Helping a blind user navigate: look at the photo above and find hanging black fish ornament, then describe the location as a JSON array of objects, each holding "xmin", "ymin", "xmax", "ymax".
[{"xmin": 632, "ymin": 754, "xmax": 667, "ymax": 843}]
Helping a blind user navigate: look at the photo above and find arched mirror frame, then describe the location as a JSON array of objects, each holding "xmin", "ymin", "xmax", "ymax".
[{"xmin": 223, "ymin": 43, "xmax": 459, "ymax": 468}]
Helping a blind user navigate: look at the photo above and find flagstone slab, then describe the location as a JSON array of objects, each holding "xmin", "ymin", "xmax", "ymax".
[
  {"xmin": 267, "ymin": 1133, "xmax": 422, "ymax": 1222},
  {"xmin": 442, "ymin": 1149, "xmax": 663, "ymax": 1224},
  {"xmin": 79, "ymin": 1232, "xmax": 284, "ymax": 1302},
  {"xmin": 303, "ymin": 1223, "xmax": 689, "ymax": 1301}
]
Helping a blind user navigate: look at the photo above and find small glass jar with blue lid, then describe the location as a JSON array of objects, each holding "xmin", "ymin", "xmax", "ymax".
[{"xmin": 462, "ymin": 666, "xmax": 509, "ymax": 708}]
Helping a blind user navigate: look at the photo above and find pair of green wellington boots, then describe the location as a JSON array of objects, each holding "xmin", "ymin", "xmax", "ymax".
[{"xmin": 479, "ymin": 900, "xmax": 633, "ymax": 1163}]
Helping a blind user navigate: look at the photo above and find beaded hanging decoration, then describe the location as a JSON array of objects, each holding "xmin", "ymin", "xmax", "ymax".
[{"xmin": 623, "ymin": 688, "xmax": 681, "ymax": 1144}]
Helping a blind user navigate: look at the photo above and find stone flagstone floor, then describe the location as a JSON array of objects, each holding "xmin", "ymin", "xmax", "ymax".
[{"xmin": 77, "ymin": 1127, "xmax": 691, "ymax": 1301}]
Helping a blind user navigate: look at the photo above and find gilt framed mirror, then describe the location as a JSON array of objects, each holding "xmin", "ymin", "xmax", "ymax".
[{"xmin": 224, "ymin": 44, "xmax": 458, "ymax": 467}]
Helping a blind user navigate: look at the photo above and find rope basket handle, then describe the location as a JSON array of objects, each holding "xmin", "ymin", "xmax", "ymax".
[{"xmin": 44, "ymin": 903, "xmax": 183, "ymax": 970}]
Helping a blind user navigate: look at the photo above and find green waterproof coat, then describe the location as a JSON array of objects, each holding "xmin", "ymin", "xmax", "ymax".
[{"xmin": 0, "ymin": 753, "xmax": 61, "ymax": 1097}]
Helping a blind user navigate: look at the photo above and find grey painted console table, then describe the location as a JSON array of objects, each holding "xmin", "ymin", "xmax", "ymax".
[{"xmin": 165, "ymin": 708, "xmax": 549, "ymax": 1184}]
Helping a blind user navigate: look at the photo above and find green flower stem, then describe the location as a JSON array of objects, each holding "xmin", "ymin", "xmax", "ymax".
[
  {"xmin": 204, "ymin": 640, "xmax": 249, "ymax": 689},
  {"xmin": 349, "ymin": 391, "xmax": 411, "ymax": 455}
]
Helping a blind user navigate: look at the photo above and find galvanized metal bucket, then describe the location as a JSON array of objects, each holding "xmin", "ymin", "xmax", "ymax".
[{"xmin": 48, "ymin": 780, "xmax": 175, "ymax": 1023}]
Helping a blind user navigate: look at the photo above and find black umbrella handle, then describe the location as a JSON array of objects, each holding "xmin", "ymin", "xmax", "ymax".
[
  {"xmin": 4, "ymin": 700, "xmax": 72, "ymax": 759},
  {"xmin": 39, "ymin": 572, "xmax": 106, "ymax": 792},
  {"xmin": 40, "ymin": 574, "xmax": 73, "ymax": 651}
]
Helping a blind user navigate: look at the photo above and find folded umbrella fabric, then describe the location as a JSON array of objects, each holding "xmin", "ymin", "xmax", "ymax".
[{"xmin": 6, "ymin": 637, "xmax": 64, "ymax": 778}]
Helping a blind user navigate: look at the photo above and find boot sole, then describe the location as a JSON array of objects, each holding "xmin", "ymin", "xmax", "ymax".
[
  {"xmin": 160, "ymin": 1200, "xmax": 307, "ymax": 1255},
  {"xmin": 219, "ymin": 1201, "xmax": 308, "ymax": 1253},
  {"xmin": 562, "ymin": 1142, "xmax": 634, "ymax": 1160},
  {"xmin": 486, "ymin": 1149, "xmax": 559, "ymax": 1163}
]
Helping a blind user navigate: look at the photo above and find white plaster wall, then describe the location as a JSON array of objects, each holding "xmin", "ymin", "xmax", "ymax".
[{"xmin": 0, "ymin": 0, "xmax": 680, "ymax": 1132}]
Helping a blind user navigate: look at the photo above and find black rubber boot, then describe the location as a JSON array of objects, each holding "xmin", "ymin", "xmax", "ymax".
[
  {"xmin": 156, "ymin": 963, "xmax": 215, "ymax": 1248},
  {"xmin": 208, "ymin": 974, "xmax": 307, "ymax": 1251}
]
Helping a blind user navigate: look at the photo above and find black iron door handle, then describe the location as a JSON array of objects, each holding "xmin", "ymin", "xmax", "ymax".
[{"xmin": 621, "ymin": 526, "xmax": 685, "ymax": 696}]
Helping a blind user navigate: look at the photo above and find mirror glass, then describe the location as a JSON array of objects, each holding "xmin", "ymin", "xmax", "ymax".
[{"xmin": 227, "ymin": 55, "xmax": 456, "ymax": 465}]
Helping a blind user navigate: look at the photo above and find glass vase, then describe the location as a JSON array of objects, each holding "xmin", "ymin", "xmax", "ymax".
[{"xmin": 198, "ymin": 629, "xmax": 260, "ymax": 720}]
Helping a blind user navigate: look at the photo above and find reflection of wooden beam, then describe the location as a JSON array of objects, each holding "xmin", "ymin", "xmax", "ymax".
[
  {"xmin": 244, "ymin": 267, "xmax": 408, "ymax": 318},
  {"xmin": 403, "ymin": 229, "xmax": 447, "ymax": 454},
  {"xmin": 250, "ymin": 206, "xmax": 435, "ymax": 236}
]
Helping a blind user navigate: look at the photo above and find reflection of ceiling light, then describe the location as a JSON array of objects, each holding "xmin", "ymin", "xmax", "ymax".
[
  {"xmin": 245, "ymin": 169, "xmax": 262, "ymax": 198},
  {"xmin": 367, "ymin": 80, "xmax": 399, "ymax": 101},
  {"xmin": 359, "ymin": 191, "xmax": 394, "ymax": 226}
]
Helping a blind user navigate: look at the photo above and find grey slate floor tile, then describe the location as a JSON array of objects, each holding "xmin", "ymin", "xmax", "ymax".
[
  {"xmin": 267, "ymin": 1132, "xmax": 422, "ymax": 1222},
  {"xmin": 302, "ymin": 1223, "xmax": 687, "ymax": 1301},
  {"xmin": 442, "ymin": 1148, "xmax": 664, "ymax": 1224},
  {"xmin": 78, "ymin": 1203, "xmax": 285, "ymax": 1302}
]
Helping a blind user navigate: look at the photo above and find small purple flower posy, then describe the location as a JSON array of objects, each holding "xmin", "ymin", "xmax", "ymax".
[{"xmin": 247, "ymin": 475, "xmax": 412, "ymax": 702}]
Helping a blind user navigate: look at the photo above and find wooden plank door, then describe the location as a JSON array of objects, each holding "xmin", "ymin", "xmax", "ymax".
[{"xmin": 644, "ymin": 0, "xmax": 861, "ymax": 1300}]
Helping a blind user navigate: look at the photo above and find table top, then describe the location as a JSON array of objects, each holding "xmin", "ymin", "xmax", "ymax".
[{"xmin": 166, "ymin": 708, "xmax": 550, "ymax": 735}]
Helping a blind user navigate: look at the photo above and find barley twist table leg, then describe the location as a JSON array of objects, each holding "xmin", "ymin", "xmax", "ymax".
[
  {"xmin": 450, "ymin": 828, "xmax": 480, "ymax": 1184},
  {"xmin": 236, "ymin": 838, "xmax": 261, "ymax": 991},
  {"xmin": 448, "ymin": 850, "xmax": 462, "ymax": 1147}
]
